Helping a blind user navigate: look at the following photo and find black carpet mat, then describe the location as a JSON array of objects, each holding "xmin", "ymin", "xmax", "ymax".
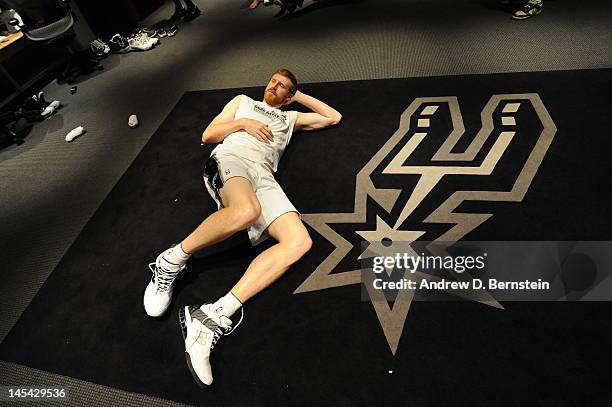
[{"xmin": 2, "ymin": 69, "xmax": 612, "ymax": 406}]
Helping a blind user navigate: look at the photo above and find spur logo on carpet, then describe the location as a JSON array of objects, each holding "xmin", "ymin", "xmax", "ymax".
[{"xmin": 296, "ymin": 94, "xmax": 557, "ymax": 354}]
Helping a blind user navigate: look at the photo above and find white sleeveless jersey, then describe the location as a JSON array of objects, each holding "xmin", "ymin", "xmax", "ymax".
[{"xmin": 212, "ymin": 95, "xmax": 298, "ymax": 172}]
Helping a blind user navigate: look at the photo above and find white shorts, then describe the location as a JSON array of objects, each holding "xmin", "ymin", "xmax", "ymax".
[{"xmin": 203, "ymin": 151, "xmax": 299, "ymax": 245}]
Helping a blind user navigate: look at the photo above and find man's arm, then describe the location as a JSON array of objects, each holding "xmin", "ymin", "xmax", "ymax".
[
  {"xmin": 202, "ymin": 96, "xmax": 274, "ymax": 144},
  {"xmin": 291, "ymin": 91, "xmax": 342, "ymax": 132}
]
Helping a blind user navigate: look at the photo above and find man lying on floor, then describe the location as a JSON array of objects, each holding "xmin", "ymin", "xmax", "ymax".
[{"xmin": 143, "ymin": 68, "xmax": 342, "ymax": 388}]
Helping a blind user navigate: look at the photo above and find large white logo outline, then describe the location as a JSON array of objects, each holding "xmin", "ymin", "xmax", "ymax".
[{"xmin": 295, "ymin": 94, "xmax": 557, "ymax": 354}]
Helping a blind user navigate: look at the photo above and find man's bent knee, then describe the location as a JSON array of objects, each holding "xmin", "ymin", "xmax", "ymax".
[
  {"xmin": 300, "ymin": 234, "xmax": 313, "ymax": 255},
  {"xmin": 230, "ymin": 202, "xmax": 261, "ymax": 230},
  {"xmin": 283, "ymin": 232, "xmax": 312, "ymax": 262}
]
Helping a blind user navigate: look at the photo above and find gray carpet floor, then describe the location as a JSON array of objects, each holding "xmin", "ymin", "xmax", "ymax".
[{"xmin": 1, "ymin": 0, "xmax": 611, "ymax": 405}]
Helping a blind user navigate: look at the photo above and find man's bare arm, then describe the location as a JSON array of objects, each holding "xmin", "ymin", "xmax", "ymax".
[
  {"xmin": 202, "ymin": 96, "xmax": 275, "ymax": 144},
  {"xmin": 201, "ymin": 96, "xmax": 242, "ymax": 143},
  {"xmin": 292, "ymin": 91, "xmax": 342, "ymax": 132}
]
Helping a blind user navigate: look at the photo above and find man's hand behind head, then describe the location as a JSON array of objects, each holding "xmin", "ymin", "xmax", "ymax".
[{"xmin": 283, "ymin": 90, "xmax": 302, "ymax": 106}]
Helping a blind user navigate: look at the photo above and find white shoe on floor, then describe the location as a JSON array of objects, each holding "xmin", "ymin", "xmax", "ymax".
[
  {"xmin": 143, "ymin": 247, "xmax": 186, "ymax": 317},
  {"xmin": 128, "ymin": 33, "xmax": 156, "ymax": 51},
  {"xmin": 179, "ymin": 304, "xmax": 242, "ymax": 388}
]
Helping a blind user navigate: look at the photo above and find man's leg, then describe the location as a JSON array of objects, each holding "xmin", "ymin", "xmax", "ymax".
[
  {"xmin": 182, "ymin": 177, "xmax": 261, "ymax": 253},
  {"xmin": 192, "ymin": 211, "xmax": 311, "ymax": 320},
  {"xmin": 144, "ymin": 176, "xmax": 260, "ymax": 318},
  {"xmin": 179, "ymin": 211, "xmax": 312, "ymax": 388},
  {"xmin": 231, "ymin": 211, "xmax": 312, "ymax": 303}
]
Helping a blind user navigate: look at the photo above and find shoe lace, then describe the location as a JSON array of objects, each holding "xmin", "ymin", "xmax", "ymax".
[
  {"xmin": 135, "ymin": 32, "xmax": 151, "ymax": 43},
  {"xmin": 147, "ymin": 260, "xmax": 181, "ymax": 293},
  {"xmin": 225, "ymin": 307, "xmax": 244, "ymax": 336},
  {"xmin": 196, "ymin": 308, "xmax": 245, "ymax": 350}
]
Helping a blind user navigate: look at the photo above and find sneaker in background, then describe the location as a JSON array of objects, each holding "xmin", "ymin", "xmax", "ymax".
[
  {"xmin": 128, "ymin": 33, "xmax": 153, "ymax": 51},
  {"xmin": 133, "ymin": 29, "xmax": 159, "ymax": 45},
  {"xmin": 512, "ymin": 1, "xmax": 543, "ymax": 19},
  {"xmin": 167, "ymin": 25, "xmax": 179, "ymax": 37},
  {"xmin": 140, "ymin": 27, "xmax": 158, "ymax": 38},
  {"xmin": 108, "ymin": 33, "xmax": 130, "ymax": 53},
  {"xmin": 90, "ymin": 38, "xmax": 111, "ymax": 57},
  {"xmin": 157, "ymin": 28, "xmax": 168, "ymax": 38}
]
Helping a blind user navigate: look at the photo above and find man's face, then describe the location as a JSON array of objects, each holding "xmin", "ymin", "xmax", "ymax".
[{"xmin": 264, "ymin": 74, "xmax": 294, "ymax": 107}]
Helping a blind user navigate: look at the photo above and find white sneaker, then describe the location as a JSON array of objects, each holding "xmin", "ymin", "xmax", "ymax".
[
  {"xmin": 143, "ymin": 248, "xmax": 186, "ymax": 317},
  {"xmin": 128, "ymin": 33, "xmax": 155, "ymax": 51},
  {"xmin": 179, "ymin": 304, "xmax": 243, "ymax": 388}
]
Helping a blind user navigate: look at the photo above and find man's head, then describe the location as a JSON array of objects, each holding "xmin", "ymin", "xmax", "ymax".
[{"xmin": 263, "ymin": 68, "xmax": 298, "ymax": 107}]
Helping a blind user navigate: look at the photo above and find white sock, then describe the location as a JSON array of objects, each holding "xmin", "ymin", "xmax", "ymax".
[
  {"xmin": 163, "ymin": 243, "xmax": 191, "ymax": 265},
  {"xmin": 210, "ymin": 292, "xmax": 242, "ymax": 318},
  {"xmin": 65, "ymin": 126, "xmax": 84, "ymax": 142}
]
